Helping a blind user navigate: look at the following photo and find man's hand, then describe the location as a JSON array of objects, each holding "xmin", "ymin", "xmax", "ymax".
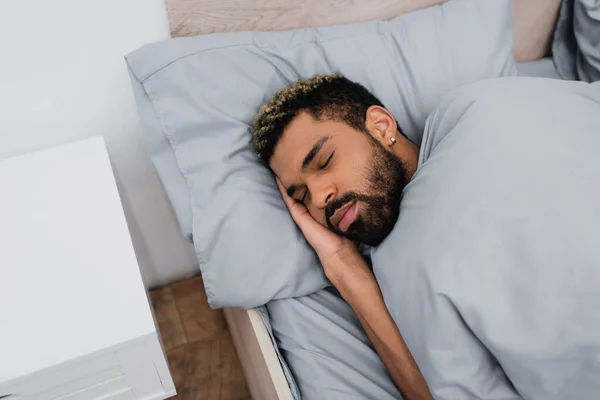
[
  {"xmin": 276, "ymin": 178, "xmax": 354, "ymax": 256},
  {"xmin": 277, "ymin": 179, "xmax": 366, "ymax": 284}
]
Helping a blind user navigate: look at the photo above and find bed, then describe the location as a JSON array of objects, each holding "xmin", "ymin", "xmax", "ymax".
[{"xmin": 127, "ymin": 0, "xmax": 579, "ymax": 398}]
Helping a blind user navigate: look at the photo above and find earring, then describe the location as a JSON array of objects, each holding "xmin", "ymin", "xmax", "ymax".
[{"xmin": 390, "ymin": 137, "xmax": 397, "ymax": 145}]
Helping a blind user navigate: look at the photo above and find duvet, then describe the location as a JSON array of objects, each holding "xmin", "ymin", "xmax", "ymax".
[{"xmin": 373, "ymin": 77, "xmax": 600, "ymax": 399}]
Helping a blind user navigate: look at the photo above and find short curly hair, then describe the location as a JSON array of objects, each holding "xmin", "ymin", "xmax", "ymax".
[{"xmin": 251, "ymin": 75, "xmax": 390, "ymax": 165}]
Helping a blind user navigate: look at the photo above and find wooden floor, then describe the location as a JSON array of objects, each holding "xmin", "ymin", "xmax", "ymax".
[{"xmin": 150, "ymin": 276, "xmax": 252, "ymax": 400}]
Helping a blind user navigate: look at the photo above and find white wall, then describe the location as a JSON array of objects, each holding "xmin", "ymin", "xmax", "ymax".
[{"xmin": 0, "ymin": 0, "xmax": 198, "ymax": 287}]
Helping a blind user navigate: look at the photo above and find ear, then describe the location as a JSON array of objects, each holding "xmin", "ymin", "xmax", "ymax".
[{"xmin": 365, "ymin": 105, "xmax": 398, "ymax": 147}]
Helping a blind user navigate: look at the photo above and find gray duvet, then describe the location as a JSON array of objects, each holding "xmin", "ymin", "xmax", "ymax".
[{"xmin": 373, "ymin": 77, "xmax": 600, "ymax": 399}]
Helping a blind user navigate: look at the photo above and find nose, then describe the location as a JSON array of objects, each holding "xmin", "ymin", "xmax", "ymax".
[{"xmin": 307, "ymin": 177, "xmax": 336, "ymax": 209}]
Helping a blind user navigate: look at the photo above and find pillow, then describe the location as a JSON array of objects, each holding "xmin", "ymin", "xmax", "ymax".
[
  {"xmin": 126, "ymin": 0, "xmax": 517, "ymax": 308},
  {"xmin": 127, "ymin": 67, "xmax": 195, "ymax": 240},
  {"xmin": 552, "ymin": 0, "xmax": 600, "ymax": 82}
]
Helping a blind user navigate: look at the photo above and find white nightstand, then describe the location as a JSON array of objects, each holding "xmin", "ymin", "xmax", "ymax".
[{"xmin": 0, "ymin": 137, "xmax": 175, "ymax": 399}]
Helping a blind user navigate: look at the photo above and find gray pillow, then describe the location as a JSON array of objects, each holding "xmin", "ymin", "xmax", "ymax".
[
  {"xmin": 127, "ymin": 66, "xmax": 195, "ymax": 239},
  {"xmin": 126, "ymin": 0, "xmax": 517, "ymax": 308},
  {"xmin": 552, "ymin": 0, "xmax": 600, "ymax": 82}
]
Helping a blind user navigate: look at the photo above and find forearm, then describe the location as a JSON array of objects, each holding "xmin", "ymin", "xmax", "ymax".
[
  {"xmin": 324, "ymin": 250, "xmax": 433, "ymax": 400},
  {"xmin": 352, "ymin": 284, "xmax": 432, "ymax": 400}
]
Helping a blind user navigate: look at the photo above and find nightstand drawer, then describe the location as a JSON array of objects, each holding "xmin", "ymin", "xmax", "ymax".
[
  {"xmin": 48, "ymin": 376, "xmax": 132, "ymax": 400},
  {"xmin": 0, "ymin": 334, "xmax": 173, "ymax": 400},
  {"xmin": 0, "ymin": 352, "xmax": 121, "ymax": 399}
]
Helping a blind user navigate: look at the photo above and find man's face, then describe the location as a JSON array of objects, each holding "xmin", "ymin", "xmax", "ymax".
[{"xmin": 270, "ymin": 112, "xmax": 409, "ymax": 246}]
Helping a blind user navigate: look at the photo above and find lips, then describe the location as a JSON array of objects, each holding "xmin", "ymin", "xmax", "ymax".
[{"xmin": 329, "ymin": 201, "xmax": 357, "ymax": 232}]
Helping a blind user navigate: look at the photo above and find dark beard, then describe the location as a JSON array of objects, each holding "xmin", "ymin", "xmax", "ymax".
[{"xmin": 325, "ymin": 138, "xmax": 409, "ymax": 246}]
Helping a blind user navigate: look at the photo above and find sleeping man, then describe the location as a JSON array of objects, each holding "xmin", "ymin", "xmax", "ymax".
[{"xmin": 251, "ymin": 75, "xmax": 600, "ymax": 400}]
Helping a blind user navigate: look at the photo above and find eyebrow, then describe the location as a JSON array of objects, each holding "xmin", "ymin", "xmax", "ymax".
[
  {"xmin": 301, "ymin": 136, "xmax": 330, "ymax": 172},
  {"xmin": 286, "ymin": 136, "xmax": 330, "ymax": 198}
]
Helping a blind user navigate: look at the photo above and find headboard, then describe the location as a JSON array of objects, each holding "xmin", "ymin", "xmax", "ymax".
[
  {"xmin": 166, "ymin": 0, "xmax": 562, "ymax": 62},
  {"xmin": 166, "ymin": 0, "xmax": 443, "ymax": 36}
]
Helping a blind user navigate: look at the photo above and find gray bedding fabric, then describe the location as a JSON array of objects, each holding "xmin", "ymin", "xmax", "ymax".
[
  {"xmin": 373, "ymin": 77, "xmax": 600, "ymax": 399},
  {"xmin": 516, "ymin": 58, "xmax": 562, "ymax": 79},
  {"xmin": 258, "ymin": 246, "xmax": 377, "ymax": 400},
  {"xmin": 552, "ymin": 0, "xmax": 600, "ymax": 82},
  {"xmin": 267, "ymin": 288, "xmax": 400, "ymax": 400}
]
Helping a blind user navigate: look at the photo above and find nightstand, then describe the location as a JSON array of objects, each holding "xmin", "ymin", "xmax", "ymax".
[{"xmin": 0, "ymin": 137, "xmax": 175, "ymax": 399}]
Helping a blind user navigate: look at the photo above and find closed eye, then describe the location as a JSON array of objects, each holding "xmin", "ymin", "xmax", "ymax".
[
  {"xmin": 301, "ymin": 190, "xmax": 308, "ymax": 203},
  {"xmin": 292, "ymin": 187, "xmax": 308, "ymax": 204},
  {"xmin": 320, "ymin": 152, "xmax": 334, "ymax": 170}
]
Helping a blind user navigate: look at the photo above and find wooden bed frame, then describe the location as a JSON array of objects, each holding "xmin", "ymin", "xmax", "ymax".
[
  {"xmin": 164, "ymin": 0, "xmax": 563, "ymax": 398},
  {"xmin": 224, "ymin": 307, "xmax": 293, "ymax": 400}
]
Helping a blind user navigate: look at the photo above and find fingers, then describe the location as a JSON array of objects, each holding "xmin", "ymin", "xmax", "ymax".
[
  {"xmin": 276, "ymin": 177, "xmax": 288, "ymax": 199},
  {"xmin": 275, "ymin": 176, "xmax": 341, "ymax": 254},
  {"xmin": 276, "ymin": 177, "xmax": 297, "ymax": 210},
  {"xmin": 276, "ymin": 177, "xmax": 312, "ymax": 227}
]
